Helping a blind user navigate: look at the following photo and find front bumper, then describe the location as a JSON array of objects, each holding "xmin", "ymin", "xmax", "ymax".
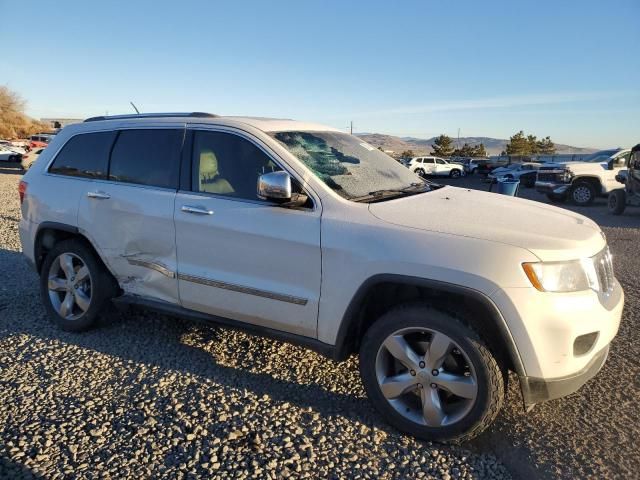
[
  {"xmin": 491, "ymin": 276, "xmax": 623, "ymax": 405},
  {"xmin": 535, "ymin": 181, "xmax": 571, "ymax": 195},
  {"xmin": 519, "ymin": 345, "xmax": 609, "ymax": 405}
]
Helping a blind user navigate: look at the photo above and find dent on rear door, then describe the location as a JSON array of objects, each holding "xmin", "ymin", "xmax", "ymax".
[{"xmin": 79, "ymin": 183, "xmax": 180, "ymax": 304}]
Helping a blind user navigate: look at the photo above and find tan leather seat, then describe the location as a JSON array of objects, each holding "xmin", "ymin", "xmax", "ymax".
[{"xmin": 199, "ymin": 150, "xmax": 234, "ymax": 194}]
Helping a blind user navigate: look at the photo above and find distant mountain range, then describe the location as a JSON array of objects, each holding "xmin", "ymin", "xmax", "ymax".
[{"xmin": 355, "ymin": 133, "xmax": 597, "ymax": 156}]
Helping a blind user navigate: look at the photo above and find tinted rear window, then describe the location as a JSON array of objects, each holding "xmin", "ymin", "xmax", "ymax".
[
  {"xmin": 49, "ymin": 131, "xmax": 115, "ymax": 178},
  {"xmin": 109, "ymin": 129, "xmax": 182, "ymax": 189}
]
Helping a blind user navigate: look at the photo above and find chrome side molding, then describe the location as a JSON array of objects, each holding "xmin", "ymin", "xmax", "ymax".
[
  {"xmin": 177, "ymin": 273, "xmax": 308, "ymax": 306},
  {"xmin": 126, "ymin": 258, "xmax": 176, "ymax": 278}
]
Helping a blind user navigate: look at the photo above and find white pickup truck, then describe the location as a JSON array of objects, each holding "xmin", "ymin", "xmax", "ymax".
[{"xmin": 535, "ymin": 148, "xmax": 631, "ymax": 205}]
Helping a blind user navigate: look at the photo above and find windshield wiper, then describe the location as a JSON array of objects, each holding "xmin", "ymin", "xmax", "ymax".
[{"xmin": 351, "ymin": 182, "xmax": 432, "ymax": 203}]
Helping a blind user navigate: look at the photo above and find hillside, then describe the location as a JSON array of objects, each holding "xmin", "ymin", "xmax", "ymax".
[{"xmin": 356, "ymin": 133, "xmax": 596, "ymax": 156}]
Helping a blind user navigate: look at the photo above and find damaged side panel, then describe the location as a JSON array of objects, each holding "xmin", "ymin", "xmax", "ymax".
[{"xmin": 77, "ymin": 181, "xmax": 180, "ymax": 305}]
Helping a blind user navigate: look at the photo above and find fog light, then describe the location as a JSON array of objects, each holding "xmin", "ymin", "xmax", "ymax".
[{"xmin": 574, "ymin": 333, "xmax": 599, "ymax": 356}]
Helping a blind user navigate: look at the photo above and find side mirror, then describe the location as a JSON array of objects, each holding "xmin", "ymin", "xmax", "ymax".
[
  {"xmin": 258, "ymin": 171, "xmax": 292, "ymax": 201},
  {"xmin": 257, "ymin": 171, "xmax": 308, "ymax": 207}
]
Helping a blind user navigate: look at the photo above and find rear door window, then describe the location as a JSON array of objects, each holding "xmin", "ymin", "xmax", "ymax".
[
  {"xmin": 109, "ymin": 129, "xmax": 183, "ymax": 189},
  {"xmin": 49, "ymin": 131, "xmax": 116, "ymax": 179}
]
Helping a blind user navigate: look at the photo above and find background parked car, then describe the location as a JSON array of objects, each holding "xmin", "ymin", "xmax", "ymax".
[
  {"xmin": 21, "ymin": 147, "xmax": 45, "ymax": 170},
  {"xmin": 29, "ymin": 133, "xmax": 54, "ymax": 149},
  {"xmin": 0, "ymin": 147, "xmax": 23, "ymax": 161},
  {"xmin": 408, "ymin": 156, "xmax": 465, "ymax": 178},
  {"xmin": 488, "ymin": 162, "xmax": 541, "ymax": 188}
]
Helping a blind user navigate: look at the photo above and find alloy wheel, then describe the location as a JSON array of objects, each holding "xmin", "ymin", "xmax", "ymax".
[
  {"xmin": 47, "ymin": 253, "xmax": 93, "ymax": 320},
  {"xmin": 375, "ymin": 327, "xmax": 478, "ymax": 427},
  {"xmin": 573, "ymin": 185, "xmax": 592, "ymax": 204}
]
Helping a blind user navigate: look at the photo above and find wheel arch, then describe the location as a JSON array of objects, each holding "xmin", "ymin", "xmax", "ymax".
[
  {"xmin": 34, "ymin": 222, "xmax": 116, "ymax": 281},
  {"xmin": 572, "ymin": 175, "xmax": 604, "ymax": 194},
  {"xmin": 333, "ymin": 274, "xmax": 526, "ymax": 377}
]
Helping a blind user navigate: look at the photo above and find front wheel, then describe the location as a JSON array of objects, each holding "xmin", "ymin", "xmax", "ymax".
[
  {"xmin": 449, "ymin": 169, "xmax": 462, "ymax": 178},
  {"xmin": 571, "ymin": 181, "xmax": 596, "ymax": 206},
  {"xmin": 608, "ymin": 189, "xmax": 626, "ymax": 215},
  {"xmin": 414, "ymin": 168, "xmax": 425, "ymax": 177},
  {"xmin": 360, "ymin": 304, "xmax": 505, "ymax": 444}
]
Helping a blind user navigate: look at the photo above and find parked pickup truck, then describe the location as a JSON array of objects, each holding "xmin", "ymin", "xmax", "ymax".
[{"xmin": 535, "ymin": 148, "xmax": 631, "ymax": 205}]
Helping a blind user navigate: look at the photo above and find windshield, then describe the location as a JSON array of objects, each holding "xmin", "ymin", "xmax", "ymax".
[
  {"xmin": 582, "ymin": 149, "xmax": 619, "ymax": 162},
  {"xmin": 270, "ymin": 130, "xmax": 425, "ymax": 200}
]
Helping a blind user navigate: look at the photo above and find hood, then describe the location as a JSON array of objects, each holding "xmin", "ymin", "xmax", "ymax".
[
  {"xmin": 541, "ymin": 161, "xmax": 608, "ymax": 171},
  {"xmin": 369, "ymin": 186, "xmax": 605, "ymax": 261}
]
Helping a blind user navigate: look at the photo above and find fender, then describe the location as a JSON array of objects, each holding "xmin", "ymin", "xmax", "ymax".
[{"xmin": 332, "ymin": 273, "xmax": 526, "ymax": 378}]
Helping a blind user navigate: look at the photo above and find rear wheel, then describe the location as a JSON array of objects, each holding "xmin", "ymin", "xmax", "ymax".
[
  {"xmin": 608, "ymin": 189, "xmax": 626, "ymax": 215},
  {"xmin": 360, "ymin": 304, "xmax": 505, "ymax": 443},
  {"xmin": 521, "ymin": 174, "xmax": 535, "ymax": 188},
  {"xmin": 449, "ymin": 169, "xmax": 462, "ymax": 178},
  {"xmin": 40, "ymin": 239, "xmax": 117, "ymax": 331},
  {"xmin": 571, "ymin": 180, "xmax": 596, "ymax": 206}
]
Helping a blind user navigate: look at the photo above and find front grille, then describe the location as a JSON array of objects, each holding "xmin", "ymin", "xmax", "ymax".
[
  {"xmin": 537, "ymin": 169, "xmax": 567, "ymax": 183},
  {"xmin": 593, "ymin": 247, "xmax": 614, "ymax": 294}
]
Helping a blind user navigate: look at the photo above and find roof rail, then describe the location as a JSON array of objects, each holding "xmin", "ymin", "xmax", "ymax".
[{"xmin": 83, "ymin": 112, "xmax": 218, "ymax": 122}]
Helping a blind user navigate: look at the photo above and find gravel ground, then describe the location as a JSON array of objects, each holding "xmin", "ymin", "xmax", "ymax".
[
  {"xmin": 0, "ymin": 168, "xmax": 638, "ymax": 479},
  {"xmin": 0, "ymin": 169, "xmax": 508, "ymax": 479}
]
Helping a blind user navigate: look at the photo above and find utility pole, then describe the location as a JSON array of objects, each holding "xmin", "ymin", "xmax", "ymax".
[
  {"xmin": 457, "ymin": 128, "xmax": 461, "ymax": 149},
  {"xmin": 350, "ymin": 121, "xmax": 353, "ymax": 135}
]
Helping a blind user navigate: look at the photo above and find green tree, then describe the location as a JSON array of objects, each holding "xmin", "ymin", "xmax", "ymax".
[
  {"xmin": 527, "ymin": 134, "xmax": 539, "ymax": 154},
  {"xmin": 453, "ymin": 142, "xmax": 488, "ymax": 158},
  {"xmin": 400, "ymin": 149, "xmax": 415, "ymax": 159},
  {"xmin": 451, "ymin": 143, "xmax": 474, "ymax": 157},
  {"xmin": 473, "ymin": 143, "xmax": 487, "ymax": 157},
  {"xmin": 505, "ymin": 131, "xmax": 532, "ymax": 156},
  {"xmin": 431, "ymin": 134, "xmax": 454, "ymax": 157},
  {"xmin": 536, "ymin": 136, "xmax": 556, "ymax": 155},
  {"xmin": 505, "ymin": 130, "xmax": 556, "ymax": 156}
]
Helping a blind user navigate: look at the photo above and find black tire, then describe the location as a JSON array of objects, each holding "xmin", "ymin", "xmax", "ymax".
[
  {"xmin": 40, "ymin": 239, "xmax": 117, "ymax": 332},
  {"xmin": 546, "ymin": 193, "xmax": 566, "ymax": 203},
  {"xmin": 608, "ymin": 189, "xmax": 626, "ymax": 215},
  {"xmin": 359, "ymin": 304, "xmax": 505, "ymax": 444},
  {"xmin": 521, "ymin": 174, "xmax": 535, "ymax": 188},
  {"xmin": 415, "ymin": 168, "xmax": 425, "ymax": 177},
  {"xmin": 570, "ymin": 180, "xmax": 596, "ymax": 206},
  {"xmin": 449, "ymin": 169, "xmax": 462, "ymax": 178}
]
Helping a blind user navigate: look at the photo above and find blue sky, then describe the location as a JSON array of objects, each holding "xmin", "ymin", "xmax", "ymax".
[{"xmin": 1, "ymin": 0, "xmax": 638, "ymax": 148}]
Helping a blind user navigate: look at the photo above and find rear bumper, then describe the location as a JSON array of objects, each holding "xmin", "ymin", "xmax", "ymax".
[
  {"xmin": 519, "ymin": 344, "xmax": 609, "ymax": 405},
  {"xmin": 535, "ymin": 181, "xmax": 570, "ymax": 195}
]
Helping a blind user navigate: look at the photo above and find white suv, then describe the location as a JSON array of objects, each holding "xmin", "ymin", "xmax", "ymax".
[
  {"xmin": 408, "ymin": 156, "xmax": 465, "ymax": 178},
  {"xmin": 19, "ymin": 113, "xmax": 623, "ymax": 443}
]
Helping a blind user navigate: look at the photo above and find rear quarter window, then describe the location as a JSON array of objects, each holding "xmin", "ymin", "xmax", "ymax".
[{"xmin": 49, "ymin": 131, "xmax": 116, "ymax": 179}]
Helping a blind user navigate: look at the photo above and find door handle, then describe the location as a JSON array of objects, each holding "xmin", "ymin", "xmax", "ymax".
[
  {"xmin": 87, "ymin": 191, "xmax": 111, "ymax": 199},
  {"xmin": 181, "ymin": 205, "xmax": 214, "ymax": 215}
]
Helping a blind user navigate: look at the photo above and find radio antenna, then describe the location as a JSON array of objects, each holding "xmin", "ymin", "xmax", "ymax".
[{"xmin": 130, "ymin": 101, "xmax": 140, "ymax": 114}]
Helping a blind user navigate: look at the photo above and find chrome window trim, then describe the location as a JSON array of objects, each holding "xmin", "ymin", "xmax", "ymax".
[
  {"xmin": 186, "ymin": 124, "xmax": 319, "ymax": 212},
  {"xmin": 177, "ymin": 273, "xmax": 308, "ymax": 306},
  {"xmin": 44, "ymin": 125, "xmax": 186, "ymax": 179}
]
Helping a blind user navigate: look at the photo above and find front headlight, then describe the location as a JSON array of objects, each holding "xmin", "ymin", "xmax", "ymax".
[{"xmin": 523, "ymin": 259, "xmax": 599, "ymax": 292}]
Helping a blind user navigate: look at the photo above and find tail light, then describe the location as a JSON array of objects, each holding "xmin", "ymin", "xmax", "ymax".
[{"xmin": 18, "ymin": 180, "xmax": 27, "ymax": 205}]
